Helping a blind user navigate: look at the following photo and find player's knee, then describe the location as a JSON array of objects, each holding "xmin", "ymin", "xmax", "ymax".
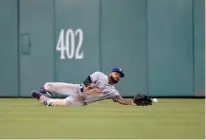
[
  {"xmin": 44, "ymin": 82, "xmax": 53, "ymax": 91},
  {"xmin": 48, "ymin": 99, "xmax": 68, "ymax": 106},
  {"xmin": 64, "ymin": 99, "xmax": 73, "ymax": 106}
]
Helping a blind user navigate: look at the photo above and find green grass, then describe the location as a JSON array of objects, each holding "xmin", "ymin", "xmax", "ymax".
[{"xmin": 0, "ymin": 98, "xmax": 205, "ymax": 139}]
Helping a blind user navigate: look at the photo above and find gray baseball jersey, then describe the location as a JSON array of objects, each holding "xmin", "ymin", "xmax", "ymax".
[{"xmin": 85, "ymin": 71, "xmax": 122, "ymax": 104}]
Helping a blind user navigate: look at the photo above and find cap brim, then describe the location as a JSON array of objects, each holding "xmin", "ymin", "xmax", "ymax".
[
  {"xmin": 119, "ymin": 72, "xmax": 125, "ymax": 78},
  {"xmin": 111, "ymin": 70, "xmax": 125, "ymax": 78}
]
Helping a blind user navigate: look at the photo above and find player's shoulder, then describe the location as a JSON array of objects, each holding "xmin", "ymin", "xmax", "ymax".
[{"xmin": 92, "ymin": 71, "xmax": 107, "ymax": 77}]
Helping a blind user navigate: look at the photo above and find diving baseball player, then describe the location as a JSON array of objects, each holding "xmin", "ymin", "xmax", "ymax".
[{"xmin": 32, "ymin": 67, "xmax": 156, "ymax": 106}]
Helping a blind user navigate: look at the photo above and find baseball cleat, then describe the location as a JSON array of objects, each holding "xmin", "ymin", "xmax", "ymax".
[{"xmin": 32, "ymin": 91, "xmax": 41, "ymax": 100}]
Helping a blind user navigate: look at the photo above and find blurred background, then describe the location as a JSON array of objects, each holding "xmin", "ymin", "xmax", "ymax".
[{"xmin": 0, "ymin": 0, "xmax": 204, "ymax": 98}]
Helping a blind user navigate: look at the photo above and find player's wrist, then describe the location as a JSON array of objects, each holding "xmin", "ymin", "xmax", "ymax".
[
  {"xmin": 113, "ymin": 98, "xmax": 117, "ymax": 102},
  {"xmin": 129, "ymin": 100, "xmax": 136, "ymax": 105}
]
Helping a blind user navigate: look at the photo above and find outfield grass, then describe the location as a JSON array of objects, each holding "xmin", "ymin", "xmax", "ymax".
[{"xmin": 0, "ymin": 98, "xmax": 205, "ymax": 139}]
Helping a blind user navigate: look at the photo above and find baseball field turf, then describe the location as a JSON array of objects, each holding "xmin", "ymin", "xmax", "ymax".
[{"xmin": 0, "ymin": 98, "xmax": 205, "ymax": 139}]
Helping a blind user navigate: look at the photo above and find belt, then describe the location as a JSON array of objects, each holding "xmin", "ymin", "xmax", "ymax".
[
  {"xmin": 79, "ymin": 84, "xmax": 87, "ymax": 105},
  {"xmin": 80, "ymin": 84, "xmax": 84, "ymax": 92}
]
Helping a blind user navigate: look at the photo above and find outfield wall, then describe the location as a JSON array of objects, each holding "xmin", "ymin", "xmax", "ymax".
[{"xmin": 0, "ymin": 0, "xmax": 204, "ymax": 97}]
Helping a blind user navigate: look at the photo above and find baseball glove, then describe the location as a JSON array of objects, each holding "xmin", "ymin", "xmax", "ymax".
[{"xmin": 133, "ymin": 93, "xmax": 153, "ymax": 106}]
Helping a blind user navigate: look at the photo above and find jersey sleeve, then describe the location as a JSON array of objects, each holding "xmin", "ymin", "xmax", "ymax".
[
  {"xmin": 89, "ymin": 71, "xmax": 102, "ymax": 83},
  {"xmin": 112, "ymin": 90, "xmax": 123, "ymax": 99}
]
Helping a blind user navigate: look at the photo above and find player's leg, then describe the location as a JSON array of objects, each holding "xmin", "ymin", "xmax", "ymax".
[
  {"xmin": 39, "ymin": 82, "xmax": 83, "ymax": 97},
  {"xmin": 32, "ymin": 91, "xmax": 53, "ymax": 106},
  {"xmin": 32, "ymin": 91, "xmax": 83, "ymax": 107},
  {"xmin": 45, "ymin": 96, "xmax": 83, "ymax": 106}
]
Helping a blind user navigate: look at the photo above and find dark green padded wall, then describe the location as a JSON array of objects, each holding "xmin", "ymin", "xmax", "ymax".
[
  {"xmin": 194, "ymin": 0, "xmax": 205, "ymax": 96},
  {"xmin": 19, "ymin": 0, "xmax": 54, "ymax": 96},
  {"xmin": 0, "ymin": 0, "xmax": 18, "ymax": 96},
  {"xmin": 0, "ymin": 0, "xmax": 204, "ymax": 97},
  {"xmin": 55, "ymin": 0, "xmax": 100, "ymax": 84},
  {"xmin": 147, "ymin": 0, "xmax": 194, "ymax": 96},
  {"xmin": 101, "ymin": 0, "xmax": 147, "ymax": 96}
]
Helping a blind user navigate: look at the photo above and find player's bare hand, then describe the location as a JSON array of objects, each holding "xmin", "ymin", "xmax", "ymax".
[
  {"xmin": 84, "ymin": 88, "xmax": 102, "ymax": 96},
  {"xmin": 76, "ymin": 95, "xmax": 85, "ymax": 101},
  {"xmin": 85, "ymin": 88, "xmax": 102, "ymax": 93}
]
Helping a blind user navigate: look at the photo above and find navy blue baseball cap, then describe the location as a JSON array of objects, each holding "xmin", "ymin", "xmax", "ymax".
[{"xmin": 111, "ymin": 67, "xmax": 125, "ymax": 78}]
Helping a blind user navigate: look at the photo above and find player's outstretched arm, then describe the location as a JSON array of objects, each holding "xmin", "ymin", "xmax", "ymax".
[{"xmin": 113, "ymin": 96, "xmax": 136, "ymax": 106}]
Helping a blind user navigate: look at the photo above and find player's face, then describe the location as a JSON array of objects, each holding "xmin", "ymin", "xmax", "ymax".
[{"xmin": 111, "ymin": 72, "xmax": 121, "ymax": 81}]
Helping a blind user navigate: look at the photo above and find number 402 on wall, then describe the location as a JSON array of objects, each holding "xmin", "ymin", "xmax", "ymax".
[{"xmin": 56, "ymin": 29, "xmax": 84, "ymax": 59}]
